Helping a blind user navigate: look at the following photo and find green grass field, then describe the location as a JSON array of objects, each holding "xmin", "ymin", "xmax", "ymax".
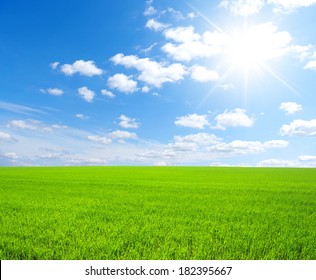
[{"xmin": 0, "ymin": 167, "xmax": 315, "ymax": 260}]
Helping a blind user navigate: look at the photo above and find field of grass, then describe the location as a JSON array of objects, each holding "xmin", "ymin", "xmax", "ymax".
[{"xmin": 0, "ymin": 166, "xmax": 315, "ymax": 260}]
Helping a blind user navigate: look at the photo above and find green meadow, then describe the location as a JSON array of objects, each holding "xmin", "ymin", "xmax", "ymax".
[{"xmin": 0, "ymin": 167, "xmax": 315, "ymax": 260}]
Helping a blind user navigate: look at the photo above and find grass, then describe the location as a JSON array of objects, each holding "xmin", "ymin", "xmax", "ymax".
[{"xmin": 0, "ymin": 166, "xmax": 315, "ymax": 260}]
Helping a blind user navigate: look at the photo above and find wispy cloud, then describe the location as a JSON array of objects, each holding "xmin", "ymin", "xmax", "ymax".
[{"xmin": 0, "ymin": 101, "xmax": 46, "ymax": 115}]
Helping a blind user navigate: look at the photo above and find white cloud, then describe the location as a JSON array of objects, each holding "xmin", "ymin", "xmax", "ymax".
[
  {"xmin": 187, "ymin": 12, "xmax": 196, "ymax": 18},
  {"xmin": 118, "ymin": 115, "xmax": 139, "ymax": 129},
  {"xmin": 87, "ymin": 135, "xmax": 112, "ymax": 145},
  {"xmin": 144, "ymin": 0, "xmax": 157, "ymax": 16},
  {"xmin": 101, "ymin": 89, "xmax": 115, "ymax": 98},
  {"xmin": 0, "ymin": 101, "xmax": 46, "ymax": 115},
  {"xmin": 258, "ymin": 154, "xmax": 316, "ymax": 167},
  {"xmin": 75, "ymin": 114, "xmax": 89, "ymax": 120},
  {"xmin": 146, "ymin": 19, "xmax": 169, "ymax": 31},
  {"xmin": 7, "ymin": 119, "xmax": 67, "ymax": 132},
  {"xmin": 78, "ymin": 87, "xmax": 95, "ymax": 102},
  {"xmin": 0, "ymin": 131, "xmax": 18, "ymax": 142},
  {"xmin": 217, "ymin": 83, "xmax": 235, "ymax": 90},
  {"xmin": 290, "ymin": 44, "xmax": 313, "ymax": 61},
  {"xmin": 257, "ymin": 159, "xmax": 297, "ymax": 167},
  {"xmin": 61, "ymin": 60, "xmax": 103, "ymax": 77},
  {"xmin": 111, "ymin": 53, "xmax": 187, "ymax": 88},
  {"xmin": 279, "ymin": 102, "xmax": 302, "ymax": 115},
  {"xmin": 263, "ymin": 140, "xmax": 289, "ymax": 148},
  {"xmin": 280, "ymin": 119, "xmax": 316, "ymax": 136},
  {"xmin": 208, "ymin": 139, "xmax": 288, "ymax": 156},
  {"xmin": 304, "ymin": 60, "xmax": 316, "ymax": 70},
  {"xmin": 175, "ymin": 113, "xmax": 210, "ymax": 129},
  {"xmin": 162, "ymin": 40, "xmax": 220, "ymax": 62},
  {"xmin": 164, "ymin": 26, "xmax": 200, "ymax": 43},
  {"xmin": 141, "ymin": 86, "xmax": 150, "ymax": 93},
  {"xmin": 214, "ymin": 108, "xmax": 254, "ymax": 130},
  {"xmin": 208, "ymin": 140, "xmax": 264, "ymax": 155},
  {"xmin": 162, "ymin": 29, "xmax": 226, "ymax": 62},
  {"xmin": 50, "ymin": 62, "xmax": 59, "ymax": 69},
  {"xmin": 174, "ymin": 133, "xmax": 221, "ymax": 146},
  {"xmin": 163, "ymin": 7, "xmax": 185, "ymax": 20},
  {"xmin": 298, "ymin": 155, "xmax": 316, "ymax": 161},
  {"xmin": 8, "ymin": 120, "xmax": 38, "ymax": 130},
  {"xmin": 268, "ymin": 0, "xmax": 316, "ymax": 11},
  {"xmin": 0, "ymin": 152, "xmax": 18, "ymax": 159},
  {"xmin": 162, "ymin": 23, "xmax": 291, "ymax": 63},
  {"xmin": 108, "ymin": 130, "xmax": 137, "ymax": 139},
  {"xmin": 107, "ymin": 73, "xmax": 138, "ymax": 94},
  {"xmin": 219, "ymin": 0, "xmax": 265, "ymax": 16},
  {"xmin": 190, "ymin": 65, "xmax": 219, "ymax": 82},
  {"xmin": 47, "ymin": 88, "xmax": 63, "ymax": 96}
]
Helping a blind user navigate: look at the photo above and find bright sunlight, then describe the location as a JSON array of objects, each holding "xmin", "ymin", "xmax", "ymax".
[{"xmin": 227, "ymin": 22, "xmax": 292, "ymax": 70}]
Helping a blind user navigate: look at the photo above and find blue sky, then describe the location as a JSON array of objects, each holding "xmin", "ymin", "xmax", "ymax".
[{"xmin": 1, "ymin": 0, "xmax": 316, "ymax": 166}]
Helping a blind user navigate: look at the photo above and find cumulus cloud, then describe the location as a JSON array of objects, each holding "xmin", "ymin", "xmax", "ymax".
[
  {"xmin": 78, "ymin": 87, "xmax": 95, "ymax": 102},
  {"xmin": 107, "ymin": 73, "xmax": 138, "ymax": 94},
  {"xmin": 280, "ymin": 119, "xmax": 316, "ymax": 136},
  {"xmin": 47, "ymin": 88, "xmax": 63, "ymax": 96},
  {"xmin": 175, "ymin": 114, "xmax": 210, "ymax": 129},
  {"xmin": 118, "ymin": 115, "xmax": 139, "ymax": 129},
  {"xmin": 101, "ymin": 89, "xmax": 115, "ymax": 98},
  {"xmin": 141, "ymin": 86, "xmax": 150, "ymax": 93},
  {"xmin": 164, "ymin": 26, "xmax": 200, "ymax": 43},
  {"xmin": 162, "ymin": 23, "xmax": 291, "ymax": 62},
  {"xmin": 111, "ymin": 53, "xmax": 187, "ymax": 88},
  {"xmin": 146, "ymin": 19, "xmax": 169, "ymax": 31},
  {"xmin": 190, "ymin": 65, "xmax": 219, "ymax": 82},
  {"xmin": 219, "ymin": 0, "xmax": 265, "ymax": 16},
  {"xmin": 280, "ymin": 102, "xmax": 302, "ymax": 114},
  {"xmin": 214, "ymin": 108, "xmax": 254, "ymax": 130},
  {"xmin": 162, "ymin": 29, "xmax": 204, "ymax": 61},
  {"xmin": 162, "ymin": 38, "xmax": 222, "ymax": 62},
  {"xmin": 60, "ymin": 60, "xmax": 103, "ymax": 77},
  {"xmin": 0, "ymin": 131, "xmax": 18, "ymax": 142},
  {"xmin": 304, "ymin": 60, "xmax": 316, "ymax": 70}
]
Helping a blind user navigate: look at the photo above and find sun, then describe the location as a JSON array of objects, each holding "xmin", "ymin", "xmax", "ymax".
[{"xmin": 225, "ymin": 22, "xmax": 291, "ymax": 72}]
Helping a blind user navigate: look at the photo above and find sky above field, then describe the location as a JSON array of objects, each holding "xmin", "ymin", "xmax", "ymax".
[{"xmin": 1, "ymin": 0, "xmax": 316, "ymax": 167}]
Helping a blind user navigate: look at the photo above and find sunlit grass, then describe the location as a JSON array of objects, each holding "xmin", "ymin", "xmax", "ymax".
[{"xmin": 0, "ymin": 167, "xmax": 315, "ymax": 259}]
